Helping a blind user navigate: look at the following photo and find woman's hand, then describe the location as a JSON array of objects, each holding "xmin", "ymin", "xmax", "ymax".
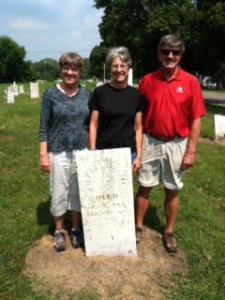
[{"xmin": 39, "ymin": 153, "xmax": 50, "ymax": 173}]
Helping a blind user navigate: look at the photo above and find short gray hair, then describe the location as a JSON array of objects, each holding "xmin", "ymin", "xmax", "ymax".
[
  {"xmin": 106, "ymin": 47, "xmax": 132, "ymax": 68},
  {"xmin": 158, "ymin": 34, "xmax": 185, "ymax": 54}
]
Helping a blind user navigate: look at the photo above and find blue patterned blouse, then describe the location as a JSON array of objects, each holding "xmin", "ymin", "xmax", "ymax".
[{"xmin": 39, "ymin": 85, "xmax": 91, "ymax": 152}]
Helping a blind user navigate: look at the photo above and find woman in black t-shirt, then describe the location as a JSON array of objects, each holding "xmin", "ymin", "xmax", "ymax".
[{"xmin": 89, "ymin": 46, "xmax": 143, "ymax": 173}]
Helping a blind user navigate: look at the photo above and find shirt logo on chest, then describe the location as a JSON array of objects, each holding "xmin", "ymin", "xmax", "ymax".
[{"xmin": 176, "ymin": 86, "xmax": 183, "ymax": 93}]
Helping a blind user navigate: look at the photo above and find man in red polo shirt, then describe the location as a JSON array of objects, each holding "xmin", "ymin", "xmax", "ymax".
[{"xmin": 135, "ymin": 34, "xmax": 206, "ymax": 253}]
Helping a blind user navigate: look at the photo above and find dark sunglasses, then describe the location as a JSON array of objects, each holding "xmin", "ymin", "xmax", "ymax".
[{"xmin": 161, "ymin": 49, "xmax": 181, "ymax": 56}]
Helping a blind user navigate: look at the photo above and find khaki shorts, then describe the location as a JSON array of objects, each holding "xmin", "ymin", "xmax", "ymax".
[{"xmin": 138, "ymin": 134, "xmax": 187, "ymax": 190}]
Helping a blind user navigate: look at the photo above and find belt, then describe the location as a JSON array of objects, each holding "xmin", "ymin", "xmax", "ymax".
[{"xmin": 151, "ymin": 135, "xmax": 179, "ymax": 142}]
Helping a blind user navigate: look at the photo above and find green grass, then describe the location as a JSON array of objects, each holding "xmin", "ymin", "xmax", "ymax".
[{"xmin": 0, "ymin": 84, "xmax": 225, "ymax": 299}]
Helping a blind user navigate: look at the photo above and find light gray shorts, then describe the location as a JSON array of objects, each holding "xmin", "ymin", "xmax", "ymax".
[
  {"xmin": 138, "ymin": 134, "xmax": 187, "ymax": 190},
  {"xmin": 49, "ymin": 151, "xmax": 82, "ymax": 217}
]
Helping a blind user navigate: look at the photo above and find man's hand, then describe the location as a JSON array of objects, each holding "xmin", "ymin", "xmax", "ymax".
[
  {"xmin": 132, "ymin": 157, "xmax": 141, "ymax": 173},
  {"xmin": 181, "ymin": 149, "xmax": 195, "ymax": 171}
]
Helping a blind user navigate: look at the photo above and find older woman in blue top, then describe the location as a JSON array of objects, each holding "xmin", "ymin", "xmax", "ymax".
[{"xmin": 39, "ymin": 52, "xmax": 91, "ymax": 252}]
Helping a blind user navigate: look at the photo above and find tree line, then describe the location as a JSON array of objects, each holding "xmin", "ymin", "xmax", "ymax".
[
  {"xmin": 0, "ymin": 36, "xmax": 92, "ymax": 83},
  {"xmin": 0, "ymin": 0, "xmax": 224, "ymax": 87}
]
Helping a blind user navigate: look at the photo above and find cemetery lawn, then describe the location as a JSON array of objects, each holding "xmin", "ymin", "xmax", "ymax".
[{"xmin": 0, "ymin": 83, "xmax": 225, "ymax": 299}]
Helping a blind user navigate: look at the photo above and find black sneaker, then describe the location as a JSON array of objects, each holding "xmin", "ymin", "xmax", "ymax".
[
  {"xmin": 70, "ymin": 229, "xmax": 84, "ymax": 248},
  {"xmin": 53, "ymin": 229, "xmax": 66, "ymax": 252}
]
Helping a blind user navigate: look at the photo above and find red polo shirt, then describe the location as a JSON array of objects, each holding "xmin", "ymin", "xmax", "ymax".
[{"xmin": 139, "ymin": 67, "xmax": 206, "ymax": 139}]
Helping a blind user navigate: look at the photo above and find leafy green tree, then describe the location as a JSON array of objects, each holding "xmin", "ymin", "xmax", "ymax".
[
  {"xmin": 138, "ymin": 0, "xmax": 198, "ymax": 75},
  {"xmin": 89, "ymin": 44, "xmax": 108, "ymax": 80},
  {"xmin": 93, "ymin": 0, "xmax": 200, "ymax": 77},
  {"xmin": 21, "ymin": 60, "xmax": 38, "ymax": 82},
  {"xmin": 33, "ymin": 58, "xmax": 60, "ymax": 81},
  {"xmin": 80, "ymin": 58, "xmax": 91, "ymax": 79},
  {"xmin": 94, "ymin": 0, "xmax": 151, "ymax": 78},
  {"xmin": 195, "ymin": 1, "xmax": 225, "ymax": 87},
  {"xmin": 93, "ymin": 0, "xmax": 225, "ymax": 85},
  {"xmin": 0, "ymin": 36, "xmax": 35, "ymax": 83}
]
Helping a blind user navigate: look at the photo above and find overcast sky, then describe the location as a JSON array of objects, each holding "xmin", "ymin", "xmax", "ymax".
[{"xmin": 0, "ymin": 0, "xmax": 103, "ymax": 62}]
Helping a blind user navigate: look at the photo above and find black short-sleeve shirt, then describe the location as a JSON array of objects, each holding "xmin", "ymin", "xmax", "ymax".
[{"xmin": 89, "ymin": 83, "xmax": 143, "ymax": 152}]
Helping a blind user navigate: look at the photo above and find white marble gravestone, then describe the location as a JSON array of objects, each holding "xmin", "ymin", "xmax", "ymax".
[
  {"xmin": 30, "ymin": 82, "xmax": 39, "ymax": 99},
  {"xmin": 96, "ymin": 81, "xmax": 104, "ymax": 87},
  {"xmin": 76, "ymin": 148, "xmax": 137, "ymax": 257},
  {"xmin": 128, "ymin": 68, "xmax": 133, "ymax": 86},
  {"xmin": 214, "ymin": 114, "xmax": 225, "ymax": 139},
  {"xmin": 12, "ymin": 82, "xmax": 19, "ymax": 96},
  {"xmin": 19, "ymin": 85, "xmax": 24, "ymax": 94},
  {"xmin": 7, "ymin": 91, "xmax": 14, "ymax": 104}
]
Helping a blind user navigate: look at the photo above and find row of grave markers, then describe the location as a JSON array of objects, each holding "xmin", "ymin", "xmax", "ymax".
[
  {"xmin": 4, "ymin": 80, "xmax": 225, "ymax": 140},
  {"xmin": 6, "ymin": 82, "xmax": 40, "ymax": 104}
]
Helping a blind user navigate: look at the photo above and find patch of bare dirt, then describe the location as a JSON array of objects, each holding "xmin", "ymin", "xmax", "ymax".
[
  {"xmin": 199, "ymin": 137, "xmax": 225, "ymax": 146},
  {"xmin": 25, "ymin": 227, "xmax": 187, "ymax": 300}
]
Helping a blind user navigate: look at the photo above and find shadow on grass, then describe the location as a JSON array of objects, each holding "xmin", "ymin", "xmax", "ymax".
[
  {"xmin": 205, "ymin": 103, "xmax": 225, "ymax": 115},
  {"xmin": 143, "ymin": 205, "xmax": 164, "ymax": 235},
  {"xmin": 36, "ymin": 197, "xmax": 73, "ymax": 235}
]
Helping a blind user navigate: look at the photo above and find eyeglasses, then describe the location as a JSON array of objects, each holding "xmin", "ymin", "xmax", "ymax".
[
  {"xmin": 160, "ymin": 49, "xmax": 181, "ymax": 56},
  {"xmin": 111, "ymin": 64, "xmax": 128, "ymax": 71},
  {"xmin": 62, "ymin": 66, "xmax": 80, "ymax": 72}
]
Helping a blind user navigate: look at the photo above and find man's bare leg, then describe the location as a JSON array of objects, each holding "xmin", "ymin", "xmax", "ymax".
[
  {"xmin": 163, "ymin": 187, "xmax": 179, "ymax": 252},
  {"xmin": 164, "ymin": 188, "xmax": 179, "ymax": 233},
  {"xmin": 135, "ymin": 186, "xmax": 151, "ymax": 229}
]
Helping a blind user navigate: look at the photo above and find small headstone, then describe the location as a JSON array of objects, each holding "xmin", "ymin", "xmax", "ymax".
[
  {"xmin": 12, "ymin": 82, "xmax": 19, "ymax": 96},
  {"xmin": 19, "ymin": 85, "xmax": 24, "ymax": 94},
  {"xmin": 214, "ymin": 114, "xmax": 225, "ymax": 139},
  {"xmin": 30, "ymin": 82, "xmax": 39, "ymax": 99},
  {"xmin": 76, "ymin": 148, "xmax": 137, "ymax": 257},
  {"xmin": 128, "ymin": 68, "xmax": 133, "ymax": 86},
  {"xmin": 96, "ymin": 81, "xmax": 104, "ymax": 87},
  {"xmin": 7, "ymin": 91, "xmax": 14, "ymax": 104}
]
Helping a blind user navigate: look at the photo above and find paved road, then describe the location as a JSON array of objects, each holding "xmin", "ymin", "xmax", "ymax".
[{"xmin": 202, "ymin": 91, "xmax": 225, "ymax": 107}]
